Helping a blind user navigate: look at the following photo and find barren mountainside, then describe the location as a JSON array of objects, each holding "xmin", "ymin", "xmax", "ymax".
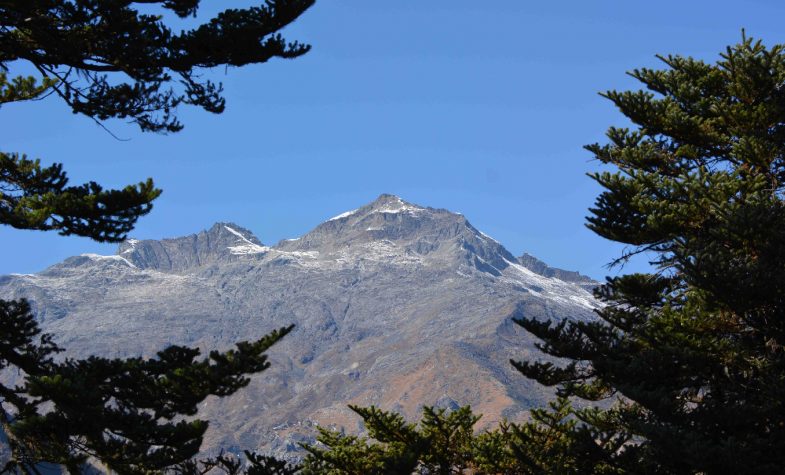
[{"xmin": 0, "ymin": 194, "xmax": 598, "ymax": 459}]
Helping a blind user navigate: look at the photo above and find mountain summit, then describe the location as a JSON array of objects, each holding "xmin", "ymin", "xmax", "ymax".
[
  {"xmin": 114, "ymin": 194, "xmax": 575, "ymax": 284},
  {"xmin": 115, "ymin": 222, "xmax": 263, "ymax": 272},
  {"xmin": 276, "ymin": 194, "xmax": 516, "ymax": 275},
  {"xmin": 285, "ymin": 193, "xmax": 469, "ymax": 247},
  {"xmin": 1, "ymin": 195, "xmax": 598, "ymax": 460}
]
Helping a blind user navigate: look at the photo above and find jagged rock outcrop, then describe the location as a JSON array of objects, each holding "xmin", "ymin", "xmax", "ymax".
[
  {"xmin": 0, "ymin": 194, "xmax": 599, "ymax": 460},
  {"xmin": 116, "ymin": 222, "xmax": 263, "ymax": 272},
  {"xmin": 517, "ymin": 252, "xmax": 597, "ymax": 292}
]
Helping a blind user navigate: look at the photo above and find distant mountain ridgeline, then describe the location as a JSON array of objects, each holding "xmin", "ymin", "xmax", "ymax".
[{"xmin": 0, "ymin": 194, "xmax": 598, "ymax": 460}]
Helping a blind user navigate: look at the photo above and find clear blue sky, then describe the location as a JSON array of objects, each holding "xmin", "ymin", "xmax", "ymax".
[{"xmin": 3, "ymin": 1, "xmax": 785, "ymax": 279}]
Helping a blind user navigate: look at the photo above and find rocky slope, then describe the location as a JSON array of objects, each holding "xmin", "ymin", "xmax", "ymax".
[{"xmin": 0, "ymin": 194, "xmax": 598, "ymax": 459}]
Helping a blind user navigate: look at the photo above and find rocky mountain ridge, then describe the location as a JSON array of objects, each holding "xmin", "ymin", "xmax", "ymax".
[{"xmin": 0, "ymin": 194, "xmax": 598, "ymax": 459}]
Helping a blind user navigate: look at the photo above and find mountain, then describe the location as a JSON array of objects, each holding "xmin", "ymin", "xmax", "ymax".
[
  {"xmin": 0, "ymin": 194, "xmax": 599, "ymax": 460},
  {"xmin": 516, "ymin": 252, "xmax": 597, "ymax": 292}
]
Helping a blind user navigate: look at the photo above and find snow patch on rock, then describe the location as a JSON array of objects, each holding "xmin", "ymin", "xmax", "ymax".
[
  {"xmin": 501, "ymin": 259, "xmax": 599, "ymax": 312},
  {"xmin": 224, "ymin": 225, "xmax": 270, "ymax": 255},
  {"xmin": 81, "ymin": 253, "xmax": 137, "ymax": 268},
  {"xmin": 328, "ymin": 209, "xmax": 358, "ymax": 222},
  {"xmin": 228, "ymin": 243, "xmax": 270, "ymax": 255}
]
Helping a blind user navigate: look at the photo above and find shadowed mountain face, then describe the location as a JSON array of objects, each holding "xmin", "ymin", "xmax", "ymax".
[
  {"xmin": 0, "ymin": 194, "xmax": 598, "ymax": 460},
  {"xmin": 115, "ymin": 222, "xmax": 263, "ymax": 273}
]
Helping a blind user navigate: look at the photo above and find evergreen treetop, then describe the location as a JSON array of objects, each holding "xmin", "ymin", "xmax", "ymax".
[
  {"xmin": 300, "ymin": 400, "xmax": 622, "ymax": 474},
  {"xmin": 514, "ymin": 33, "xmax": 785, "ymax": 474},
  {"xmin": 0, "ymin": 0, "xmax": 314, "ymax": 133},
  {"xmin": 0, "ymin": 1, "xmax": 316, "ymax": 472}
]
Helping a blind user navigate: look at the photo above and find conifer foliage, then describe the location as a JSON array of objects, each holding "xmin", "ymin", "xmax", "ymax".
[
  {"xmin": 0, "ymin": 298, "xmax": 294, "ymax": 473},
  {"xmin": 513, "ymin": 34, "xmax": 785, "ymax": 474},
  {"xmin": 0, "ymin": 0, "xmax": 314, "ymax": 133},
  {"xmin": 302, "ymin": 405, "xmax": 480, "ymax": 474},
  {"xmin": 300, "ymin": 401, "xmax": 611, "ymax": 474},
  {"xmin": 0, "ymin": 0, "xmax": 314, "ymax": 240},
  {"xmin": 0, "ymin": 1, "xmax": 314, "ymax": 472},
  {"xmin": 0, "ymin": 152, "xmax": 160, "ymax": 241}
]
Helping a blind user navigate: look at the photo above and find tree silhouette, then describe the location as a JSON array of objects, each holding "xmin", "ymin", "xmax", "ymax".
[
  {"xmin": 0, "ymin": 1, "xmax": 314, "ymax": 472},
  {"xmin": 514, "ymin": 34, "xmax": 785, "ymax": 474}
]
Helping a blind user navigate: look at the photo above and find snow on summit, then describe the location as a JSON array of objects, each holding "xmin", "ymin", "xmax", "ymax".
[
  {"xmin": 326, "ymin": 195, "xmax": 423, "ymax": 223},
  {"xmin": 0, "ymin": 194, "xmax": 600, "ymax": 460},
  {"xmin": 224, "ymin": 225, "xmax": 269, "ymax": 255},
  {"xmin": 328, "ymin": 209, "xmax": 358, "ymax": 222}
]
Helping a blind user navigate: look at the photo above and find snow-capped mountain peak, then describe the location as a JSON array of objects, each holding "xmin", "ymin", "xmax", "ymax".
[
  {"xmin": 0, "ymin": 194, "xmax": 600, "ymax": 460},
  {"xmin": 113, "ymin": 222, "xmax": 265, "ymax": 272}
]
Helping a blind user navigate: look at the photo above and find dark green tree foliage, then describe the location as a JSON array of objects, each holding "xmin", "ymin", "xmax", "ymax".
[
  {"xmin": 499, "ymin": 398, "xmax": 625, "ymax": 475},
  {"xmin": 302, "ymin": 405, "xmax": 479, "ymax": 475},
  {"xmin": 0, "ymin": 1, "xmax": 314, "ymax": 472},
  {"xmin": 0, "ymin": 298, "xmax": 293, "ymax": 473},
  {"xmin": 0, "ymin": 0, "xmax": 314, "ymax": 133},
  {"xmin": 0, "ymin": 153, "xmax": 159, "ymax": 241},
  {"xmin": 169, "ymin": 448, "xmax": 301, "ymax": 475},
  {"xmin": 513, "ymin": 35, "xmax": 785, "ymax": 474},
  {"xmin": 0, "ymin": 307, "xmax": 294, "ymax": 475},
  {"xmin": 300, "ymin": 401, "xmax": 625, "ymax": 475},
  {"xmin": 1, "ymin": 0, "xmax": 314, "ymax": 240}
]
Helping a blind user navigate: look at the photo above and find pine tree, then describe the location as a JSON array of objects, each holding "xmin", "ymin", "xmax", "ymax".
[
  {"xmin": 171, "ymin": 449, "xmax": 301, "ymax": 475},
  {"xmin": 0, "ymin": 1, "xmax": 314, "ymax": 472},
  {"xmin": 1, "ymin": 0, "xmax": 314, "ymax": 237},
  {"xmin": 513, "ymin": 34, "xmax": 785, "ymax": 474},
  {"xmin": 0, "ymin": 298, "xmax": 294, "ymax": 473},
  {"xmin": 1, "ymin": 0, "xmax": 314, "ymax": 133},
  {"xmin": 301, "ymin": 405, "xmax": 479, "ymax": 474},
  {"xmin": 300, "ymin": 401, "xmax": 621, "ymax": 475}
]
